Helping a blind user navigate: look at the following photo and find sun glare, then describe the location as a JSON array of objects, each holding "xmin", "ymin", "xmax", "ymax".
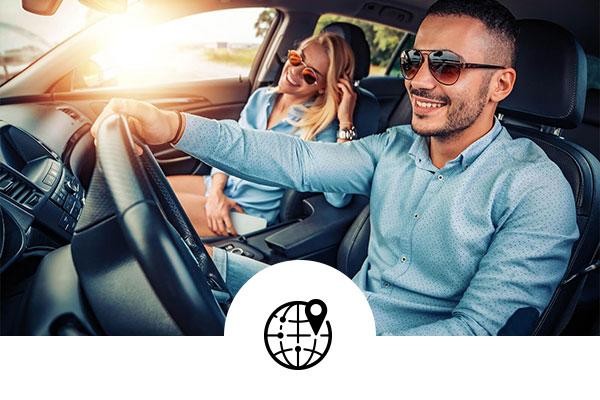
[{"xmin": 90, "ymin": 8, "xmax": 264, "ymax": 88}]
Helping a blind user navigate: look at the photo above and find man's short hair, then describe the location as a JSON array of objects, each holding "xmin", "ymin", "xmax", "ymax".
[{"xmin": 425, "ymin": 0, "xmax": 518, "ymax": 67}]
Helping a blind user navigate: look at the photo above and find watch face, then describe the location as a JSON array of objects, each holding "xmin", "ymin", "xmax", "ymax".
[
  {"xmin": 337, "ymin": 127, "xmax": 356, "ymax": 140},
  {"xmin": 338, "ymin": 127, "xmax": 356, "ymax": 140}
]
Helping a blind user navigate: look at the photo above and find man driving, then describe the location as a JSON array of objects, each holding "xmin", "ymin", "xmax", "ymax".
[{"xmin": 91, "ymin": 0, "xmax": 579, "ymax": 335}]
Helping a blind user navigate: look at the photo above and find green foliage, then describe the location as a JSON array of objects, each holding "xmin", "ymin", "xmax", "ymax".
[
  {"xmin": 314, "ymin": 14, "xmax": 407, "ymax": 68},
  {"xmin": 203, "ymin": 48, "xmax": 258, "ymax": 67},
  {"xmin": 253, "ymin": 10, "xmax": 409, "ymax": 72},
  {"xmin": 255, "ymin": 9, "xmax": 277, "ymax": 38}
]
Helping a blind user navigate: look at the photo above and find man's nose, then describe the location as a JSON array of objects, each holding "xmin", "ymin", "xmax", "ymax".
[{"xmin": 409, "ymin": 57, "xmax": 437, "ymax": 89}]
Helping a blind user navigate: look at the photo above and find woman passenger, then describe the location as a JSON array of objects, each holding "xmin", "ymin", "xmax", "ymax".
[{"xmin": 168, "ymin": 32, "xmax": 359, "ymax": 236}]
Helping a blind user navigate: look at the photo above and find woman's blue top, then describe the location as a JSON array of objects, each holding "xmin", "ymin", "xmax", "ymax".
[{"xmin": 205, "ymin": 87, "xmax": 351, "ymax": 224}]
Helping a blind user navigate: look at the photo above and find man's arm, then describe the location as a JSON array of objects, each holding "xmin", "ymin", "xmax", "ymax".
[
  {"xmin": 173, "ymin": 114, "xmax": 387, "ymax": 196},
  {"xmin": 393, "ymin": 165, "xmax": 579, "ymax": 336},
  {"xmin": 90, "ymin": 99, "xmax": 386, "ymax": 197}
]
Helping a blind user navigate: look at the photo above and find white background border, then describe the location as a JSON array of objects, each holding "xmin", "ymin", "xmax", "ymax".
[{"xmin": 2, "ymin": 336, "xmax": 597, "ymax": 399}]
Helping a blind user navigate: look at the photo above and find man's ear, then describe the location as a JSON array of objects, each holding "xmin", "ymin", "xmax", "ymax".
[{"xmin": 490, "ymin": 68, "xmax": 517, "ymax": 103}]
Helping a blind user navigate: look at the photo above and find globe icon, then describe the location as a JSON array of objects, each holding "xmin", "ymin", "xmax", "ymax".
[{"xmin": 264, "ymin": 299, "xmax": 332, "ymax": 370}]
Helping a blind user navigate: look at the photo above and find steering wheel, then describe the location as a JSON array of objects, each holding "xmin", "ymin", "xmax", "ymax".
[{"xmin": 95, "ymin": 114, "xmax": 228, "ymax": 335}]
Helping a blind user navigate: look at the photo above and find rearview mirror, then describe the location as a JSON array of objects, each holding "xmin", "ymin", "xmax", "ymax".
[
  {"xmin": 21, "ymin": 0, "xmax": 128, "ymax": 16},
  {"xmin": 21, "ymin": 0, "xmax": 63, "ymax": 16}
]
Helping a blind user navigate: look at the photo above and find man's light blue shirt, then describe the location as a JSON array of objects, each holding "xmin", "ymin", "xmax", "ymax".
[
  {"xmin": 208, "ymin": 87, "xmax": 351, "ymax": 224},
  {"xmin": 175, "ymin": 115, "xmax": 579, "ymax": 335}
]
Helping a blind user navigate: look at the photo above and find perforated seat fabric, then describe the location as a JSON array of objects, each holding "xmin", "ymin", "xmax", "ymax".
[{"xmin": 563, "ymin": 89, "xmax": 600, "ymax": 160}]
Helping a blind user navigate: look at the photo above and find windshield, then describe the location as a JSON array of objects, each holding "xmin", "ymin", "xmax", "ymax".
[{"xmin": 0, "ymin": 0, "xmax": 105, "ymax": 85}]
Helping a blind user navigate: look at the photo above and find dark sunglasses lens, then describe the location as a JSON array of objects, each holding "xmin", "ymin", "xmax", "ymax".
[
  {"xmin": 428, "ymin": 51, "xmax": 462, "ymax": 85},
  {"xmin": 400, "ymin": 50, "xmax": 422, "ymax": 79},
  {"xmin": 302, "ymin": 69, "xmax": 317, "ymax": 85},
  {"xmin": 288, "ymin": 50, "xmax": 302, "ymax": 66}
]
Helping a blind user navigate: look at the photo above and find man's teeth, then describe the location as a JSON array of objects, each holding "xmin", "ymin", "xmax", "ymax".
[{"xmin": 416, "ymin": 100, "xmax": 445, "ymax": 108}]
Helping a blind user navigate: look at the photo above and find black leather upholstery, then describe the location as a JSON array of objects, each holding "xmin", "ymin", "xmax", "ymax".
[
  {"xmin": 322, "ymin": 22, "xmax": 371, "ymax": 80},
  {"xmin": 278, "ymin": 23, "xmax": 380, "ymax": 222},
  {"xmin": 499, "ymin": 20, "xmax": 599, "ymax": 335},
  {"xmin": 353, "ymin": 87, "xmax": 380, "ymax": 140},
  {"xmin": 563, "ymin": 89, "xmax": 600, "ymax": 160},
  {"xmin": 336, "ymin": 19, "xmax": 600, "ymax": 335},
  {"xmin": 499, "ymin": 19, "xmax": 587, "ymax": 129},
  {"xmin": 337, "ymin": 204, "xmax": 370, "ymax": 278},
  {"xmin": 361, "ymin": 76, "xmax": 409, "ymax": 131}
]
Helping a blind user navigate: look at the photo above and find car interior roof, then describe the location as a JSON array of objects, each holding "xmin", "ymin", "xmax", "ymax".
[{"xmin": 147, "ymin": 0, "xmax": 599, "ymax": 57}]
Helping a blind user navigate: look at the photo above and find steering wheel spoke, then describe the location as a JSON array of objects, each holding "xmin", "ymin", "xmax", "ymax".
[{"xmin": 96, "ymin": 114, "xmax": 226, "ymax": 335}]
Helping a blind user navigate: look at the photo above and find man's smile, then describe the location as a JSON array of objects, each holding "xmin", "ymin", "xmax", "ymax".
[{"xmin": 412, "ymin": 95, "xmax": 448, "ymax": 115}]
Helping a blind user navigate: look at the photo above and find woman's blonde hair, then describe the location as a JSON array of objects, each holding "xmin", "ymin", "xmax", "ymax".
[{"xmin": 279, "ymin": 32, "xmax": 355, "ymax": 141}]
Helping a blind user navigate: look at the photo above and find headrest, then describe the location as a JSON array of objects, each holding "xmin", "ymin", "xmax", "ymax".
[
  {"xmin": 499, "ymin": 19, "xmax": 587, "ymax": 129},
  {"xmin": 322, "ymin": 22, "xmax": 371, "ymax": 80}
]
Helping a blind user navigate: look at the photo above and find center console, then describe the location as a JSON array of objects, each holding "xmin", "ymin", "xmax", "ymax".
[{"xmin": 211, "ymin": 195, "xmax": 369, "ymax": 266}]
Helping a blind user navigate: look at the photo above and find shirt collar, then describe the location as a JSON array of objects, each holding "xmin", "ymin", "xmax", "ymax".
[
  {"xmin": 458, "ymin": 117, "xmax": 503, "ymax": 169},
  {"xmin": 265, "ymin": 87, "xmax": 316, "ymax": 124},
  {"xmin": 408, "ymin": 117, "xmax": 503, "ymax": 172}
]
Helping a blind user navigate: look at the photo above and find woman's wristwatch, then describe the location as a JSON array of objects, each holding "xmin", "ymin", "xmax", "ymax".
[{"xmin": 337, "ymin": 126, "xmax": 357, "ymax": 141}]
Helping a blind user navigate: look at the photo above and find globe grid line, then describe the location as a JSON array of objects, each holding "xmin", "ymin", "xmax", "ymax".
[{"xmin": 264, "ymin": 301, "xmax": 332, "ymax": 370}]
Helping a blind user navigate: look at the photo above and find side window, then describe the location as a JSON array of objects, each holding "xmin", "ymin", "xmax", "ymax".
[
  {"xmin": 74, "ymin": 8, "xmax": 276, "ymax": 90},
  {"xmin": 386, "ymin": 34, "xmax": 415, "ymax": 77},
  {"xmin": 314, "ymin": 14, "xmax": 411, "ymax": 76}
]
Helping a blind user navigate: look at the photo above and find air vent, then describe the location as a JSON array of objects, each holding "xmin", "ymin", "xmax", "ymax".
[
  {"xmin": 0, "ymin": 166, "xmax": 43, "ymax": 210},
  {"xmin": 56, "ymin": 106, "xmax": 81, "ymax": 121}
]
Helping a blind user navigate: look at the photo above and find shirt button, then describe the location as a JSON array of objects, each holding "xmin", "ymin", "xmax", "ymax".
[
  {"xmin": 414, "ymin": 213, "xmax": 419, "ymax": 218},
  {"xmin": 401, "ymin": 256, "xmax": 407, "ymax": 263},
  {"xmin": 383, "ymin": 282, "xmax": 390, "ymax": 288},
  {"xmin": 438, "ymin": 175, "xmax": 444, "ymax": 180}
]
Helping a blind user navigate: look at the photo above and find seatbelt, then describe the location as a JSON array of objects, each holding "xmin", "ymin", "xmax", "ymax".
[
  {"xmin": 560, "ymin": 261, "xmax": 599, "ymax": 286},
  {"xmin": 555, "ymin": 257, "xmax": 599, "ymax": 334}
]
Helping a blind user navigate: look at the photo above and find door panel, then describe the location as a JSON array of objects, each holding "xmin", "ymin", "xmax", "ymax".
[{"xmin": 54, "ymin": 77, "xmax": 251, "ymax": 176}]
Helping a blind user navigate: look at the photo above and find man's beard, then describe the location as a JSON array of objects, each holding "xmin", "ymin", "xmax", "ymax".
[{"xmin": 410, "ymin": 78, "xmax": 491, "ymax": 140}]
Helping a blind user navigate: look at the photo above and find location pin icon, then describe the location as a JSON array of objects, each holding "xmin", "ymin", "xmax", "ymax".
[{"xmin": 306, "ymin": 299, "xmax": 327, "ymax": 334}]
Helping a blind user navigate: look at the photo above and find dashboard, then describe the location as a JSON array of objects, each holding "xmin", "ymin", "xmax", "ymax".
[{"xmin": 0, "ymin": 103, "xmax": 93, "ymax": 271}]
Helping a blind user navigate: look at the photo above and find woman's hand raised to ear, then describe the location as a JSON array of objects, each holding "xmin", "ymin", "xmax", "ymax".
[
  {"xmin": 336, "ymin": 77, "xmax": 357, "ymax": 129},
  {"xmin": 90, "ymin": 98, "xmax": 180, "ymax": 146}
]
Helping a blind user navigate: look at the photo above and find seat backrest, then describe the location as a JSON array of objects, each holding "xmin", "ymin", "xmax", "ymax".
[
  {"xmin": 337, "ymin": 19, "xmax": 600, "ymax": 335},
  {"xmin": 387, "ymin": 89, "xmax": 413, "ymax": 127},
  {"xmin": 361, "ymin": 76, "xmax": 408, "ymax": 131},
  {"xmin": 563, "ymin": 89, "xmax": 600, "ymax": 160},
  {"xmin": 320, "ymin": 22, "xmax": 380, "ymax": 138},
  {"xmin": 279, "ymin": 22, "xmax": 381, "ymax": 222},
  {"xmin": 336, "ymin": 204, "xmax": 370, "ymax": 278},
  {"xmin": 497, "ymin": 19, "xmax": 599, "ymax": 335}
]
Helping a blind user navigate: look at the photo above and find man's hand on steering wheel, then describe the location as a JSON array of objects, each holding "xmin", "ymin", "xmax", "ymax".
[
  {"xmin": 92, "ymin": 105, "xmax": 228, "ymax": 334},
  {"xmin": 91, "ymin": 98, "xmax": 180, "ymax": 146}
]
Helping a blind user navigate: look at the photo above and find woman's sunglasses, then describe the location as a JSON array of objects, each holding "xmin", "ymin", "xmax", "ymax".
[
  {"xmin": 400, "ymin": 49, "xmax": 506, "ymax": 86},
  {"xmin": 287, "ymin": 49, "xmax": 319, "ymax": 85}
]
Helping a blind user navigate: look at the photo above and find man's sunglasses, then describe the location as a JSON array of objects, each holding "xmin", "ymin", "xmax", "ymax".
[
  {"xmin": 400, "ymin": 49, "xmax": 506, "ymax": 86},
  {"xmin": 287, "ymin": 49, "xmax": 319, "ymax": 85}
]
